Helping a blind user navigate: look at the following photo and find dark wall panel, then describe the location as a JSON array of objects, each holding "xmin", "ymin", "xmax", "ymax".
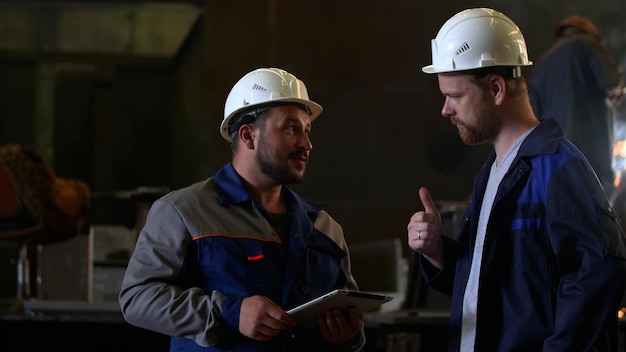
[{"xmin": 1, "ymin": 0, "xmax": 625, "ymax": 249}]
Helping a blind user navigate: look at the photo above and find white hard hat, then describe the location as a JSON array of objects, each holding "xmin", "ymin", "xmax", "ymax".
[
  {"xmin": 422, "ymin": 8, "xmax": 532, "ymax": 75},
  {"xmin": 221, "ymin": 67, "xmax": 323, "ymax": 142}
]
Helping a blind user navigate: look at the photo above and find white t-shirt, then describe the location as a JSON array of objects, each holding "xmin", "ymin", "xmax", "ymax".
[{"xmin": 459, "ymin": 129, "xmax": 533, "ymax": 351}]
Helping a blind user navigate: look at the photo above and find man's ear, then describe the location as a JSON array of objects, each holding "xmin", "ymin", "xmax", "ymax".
[
  {"xmin": 491, "ymin": 75, "xmax": 506, "ymax": 105},
  {"xmin": 238, "ymin": 124, "xmax": 255, "ymax": 149}
]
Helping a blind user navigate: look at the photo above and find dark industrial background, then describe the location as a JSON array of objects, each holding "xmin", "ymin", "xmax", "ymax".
[
  {"xmin": 1, "ymin": 0, "xmax": 625, "ymax": 269},
  {"xmin": 2, "ymin": 1, "xmax": 626, "ymax": 350}
]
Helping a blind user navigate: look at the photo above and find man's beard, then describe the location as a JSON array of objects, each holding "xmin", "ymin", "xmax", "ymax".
[
  {"xmin": 456, "ymin": 103, "xmax": 498, "ymax": 145},
  {"xmin": 256, "ymin": 138, "xmax": 305, "ymax": 185}
]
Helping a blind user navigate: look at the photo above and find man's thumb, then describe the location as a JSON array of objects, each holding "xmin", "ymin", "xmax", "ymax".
[{"xmin": 419, "ymin": 187, "xmax": 437, "ymax": 213}]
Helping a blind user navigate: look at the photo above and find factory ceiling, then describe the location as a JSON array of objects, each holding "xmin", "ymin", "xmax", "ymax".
[{"xmin": 0, "ymin": 2, "xmax": 202, "ymax": 66}]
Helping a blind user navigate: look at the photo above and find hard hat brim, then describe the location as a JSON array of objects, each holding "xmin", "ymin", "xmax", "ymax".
[{"xmin": 422, "ymin": 65, "xmax": 437, "ymax": 74}]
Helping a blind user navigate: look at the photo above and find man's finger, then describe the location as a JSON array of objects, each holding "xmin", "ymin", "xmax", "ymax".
[{"xmin": 419, "ymin": 187, "xmax": 438, "ymax": 214}]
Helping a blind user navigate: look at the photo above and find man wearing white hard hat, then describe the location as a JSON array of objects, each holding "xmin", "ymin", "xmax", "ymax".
[
  {"xmin": 119, "ymin": 67, "xmax": 365, "ymax": 351},
  {"xmin": 406, "ymin": 8, "xmax": 626, "ymax": 351}
]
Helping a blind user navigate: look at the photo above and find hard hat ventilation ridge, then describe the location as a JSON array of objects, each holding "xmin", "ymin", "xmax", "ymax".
[
  {"xmin": 456, "ymin": 42, "xmax": 471, "ymax": 56},
  {"xmin": 252, "ymin": 83, "xmax": 267, "ymax": 91}
]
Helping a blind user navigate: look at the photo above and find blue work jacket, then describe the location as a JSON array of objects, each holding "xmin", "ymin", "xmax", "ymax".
[
  {"xmin": 119, "ymin": 163, "xmax": 364, "ymax": 351},
  {"xmin": 422, "ymin": 119, "xmax": 626, "ymax": 351}
]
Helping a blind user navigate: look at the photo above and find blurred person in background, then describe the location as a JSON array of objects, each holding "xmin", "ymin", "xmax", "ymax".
[{"xmin": 530, "ymin": 15, "xmax": 624, "ymax": 199}]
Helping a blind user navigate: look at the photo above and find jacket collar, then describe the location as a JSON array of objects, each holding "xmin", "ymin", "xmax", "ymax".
[
  {"xmin": 213, "ymin": 162, "xmax": 326, "ymax": 215},
  {"xmin": 518, "ymin": 118, "xmax": 565, "ymax": 158}
]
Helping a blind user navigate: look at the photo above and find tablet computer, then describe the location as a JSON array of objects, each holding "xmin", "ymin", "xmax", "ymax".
[{"xmin": 286, "ymin": 289, "xmax": 394, "ymax": 323}]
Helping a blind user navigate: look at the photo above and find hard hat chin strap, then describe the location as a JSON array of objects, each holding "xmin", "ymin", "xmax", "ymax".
[
  {"xmin": 474, "ymin": 66, "xmax": 523, "ymax": 80},
  {"xmin": 228, "ymin": 106, "xmax": 271, "ymax": 136}
]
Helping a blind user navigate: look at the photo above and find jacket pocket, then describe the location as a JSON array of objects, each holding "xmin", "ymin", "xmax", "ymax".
[
  {"xmin": 302, "ymin": 230, "xmax": 347, "ymax": 298},
  {"xmin": 196, "ymin": 235, "xmax": 282, "ymax": 296}
]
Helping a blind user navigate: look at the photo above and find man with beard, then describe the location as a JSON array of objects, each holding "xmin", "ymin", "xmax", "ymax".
[
  {"xmin": 119, "ymin": 67, "xmax": 365, "ymax": 352},
  {"xmin": 406, "ymin": 8, "xmax": 626, "ymax": 351}
]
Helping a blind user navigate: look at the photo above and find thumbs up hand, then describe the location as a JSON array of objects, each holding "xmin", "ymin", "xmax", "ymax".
[{"xmin": 407, "ymin": 187, "xmax": 444, "ymax": 269}]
